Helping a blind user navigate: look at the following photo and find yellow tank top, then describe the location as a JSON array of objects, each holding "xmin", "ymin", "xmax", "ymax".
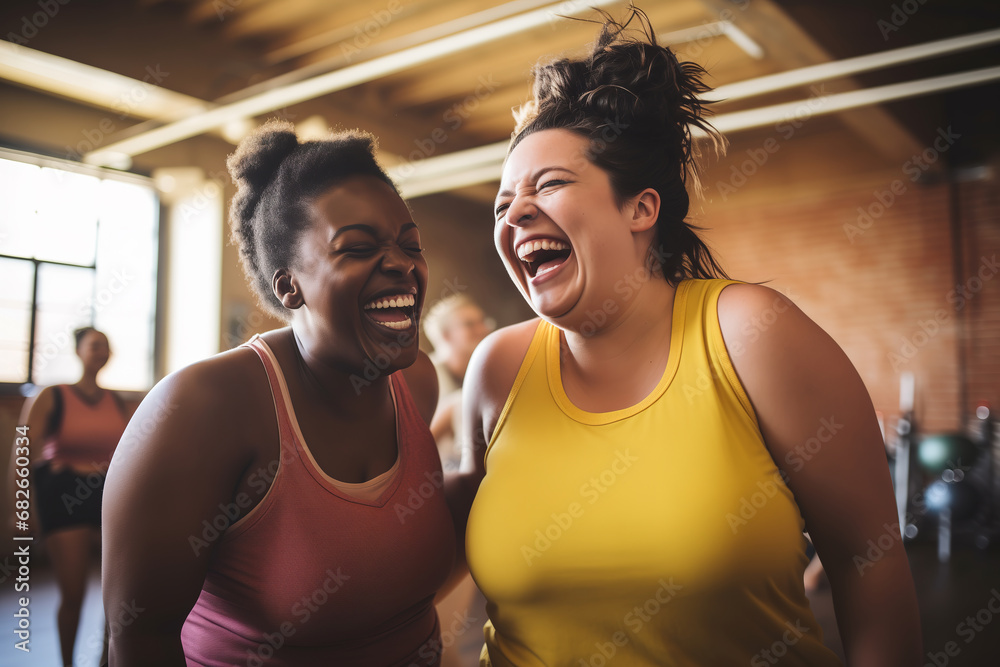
[{"xmin": 466, "ymin": 279, "xmax": 842, "ymax": 667}]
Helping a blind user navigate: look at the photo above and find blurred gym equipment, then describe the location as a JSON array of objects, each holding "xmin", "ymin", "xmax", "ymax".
[{"xmin": 889, "ymin": 373, "xmax": 997, "ymax": 562}]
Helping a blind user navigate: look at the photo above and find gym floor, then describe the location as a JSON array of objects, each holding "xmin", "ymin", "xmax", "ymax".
[
  {"xmin": 809, "ymin": 539, "xmax": 1000, "ymax": 667},
  {"xmin": 1, "ymin": 539, "xmax": 998, "ymax": 666}
]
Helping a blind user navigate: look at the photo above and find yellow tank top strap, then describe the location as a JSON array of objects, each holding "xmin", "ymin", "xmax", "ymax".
[
  {"xmin": 484, "ymin": 320, "xmax": 548, "ymax": 461},
  {"xmin": 696, "ymin": 278, "xmax": 763, "ymax": 432}
]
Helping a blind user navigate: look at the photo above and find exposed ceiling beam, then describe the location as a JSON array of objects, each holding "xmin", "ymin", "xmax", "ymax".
[
  {"xmin": 660, "ymin": 21, "xmax": 764, "ymax": 59},
  {"xmin": 711, "ymin": 65, "xmax": 1000, "ymax": 133},
  {"xmin": 264, "ymin": 0, "xmax": 551, "ymax": 67},
  {"xmin": 390, "ymin": 63, "xmax": 1000, "ymax": 198},
  {"xmin": 712, "ymin": 26, "xmax": 1000, "ymax": 102},
  {"xmin": 0, "ymin": 40, "xmax": 208, "ymax": 121},
  {"xmin": 697, "ymin": 0, "xmax": 925, "ymax": 163},
  {"xmin": 80, "ymin": 0, "xmax": 622, "ymax": 166},
  {"xmin": 230, "ymin": 0, "xmax": 596, "ymax": 104},
  {"xmin": 0, "ymin": 41, "xmax": 432, "ymax": 169},
  {"xmin": 219, "ymin": 0, "xmax": 352, "ymax": 40}
]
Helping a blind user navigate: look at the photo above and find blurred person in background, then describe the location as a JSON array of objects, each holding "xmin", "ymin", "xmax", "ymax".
[
  {"xmin": 424, "ymin": 295, "xmax": 493, "ymax": 666},
  {"xmin": 424, "ymin": 294, "xmax": 493, "ymax": 472},
  {"xmin": 10, "ymin": 326, "xmax": 129, "ymax": 667}
]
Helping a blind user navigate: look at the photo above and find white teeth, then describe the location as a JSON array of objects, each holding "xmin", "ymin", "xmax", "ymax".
[
  {"xmin": 373, "ymin": 316, "xmax": 412, "ymax": 330},
  {"xmin": 516, "ymin": 238, "xmax": 568, "ymax": 260},
  {"xmin": 363, "ymin": 294, "xmax": 415, "ymax": 310},
  {"xmin": 536, "ymin": 263, "xmax": 560, "ymax": 277}
]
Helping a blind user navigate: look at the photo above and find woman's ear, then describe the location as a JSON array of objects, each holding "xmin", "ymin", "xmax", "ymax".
[
  {"xmin": 273, "ymin": 268, "xmax": 303, "ymax": 310},
  {"xmin": 628, "ymin": 188, "xmax": 660, "ymax": 234}
]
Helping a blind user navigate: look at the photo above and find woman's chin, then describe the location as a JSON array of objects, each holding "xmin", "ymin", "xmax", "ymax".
[
  {"xmin": 528, "ymin": 291, "xmax": 579, "ymax": 323},
  {"xmin": 525, "ymin": 270, "xmax": 583, "ymax": 318},
  {"xmin": 355, "ymin": 338, "xmax": 419, "ymax": 380}
]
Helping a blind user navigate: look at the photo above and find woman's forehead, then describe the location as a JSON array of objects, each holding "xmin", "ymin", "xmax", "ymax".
[
  {"xmin": 500, "ymin": 130, "xmax": 593, "ymax": 192},
  {"xmin": 310, "ymin": 176, "xmax": 411, "ymax": 232}
]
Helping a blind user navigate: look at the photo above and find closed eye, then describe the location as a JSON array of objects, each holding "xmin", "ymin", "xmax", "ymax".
[
  {"xmin": 400, "ymin": 231, "xmax": 423, "ymax": 254},
  {"xmin": 342, "ymin": 245, "xmax": 376, "ymax": 256},
  {"xmin": 495, "ymin": 179, "xmax": 570, "ymax": 219}
]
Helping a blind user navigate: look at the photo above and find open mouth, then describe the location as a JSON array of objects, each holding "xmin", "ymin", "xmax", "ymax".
[
  {"xmin": 516, "ymin": 238, "xmax": 572, "ymax": 279},
  {"xmin": 362, "ymin": 293, "xmax": 417, "ymax": 331}
]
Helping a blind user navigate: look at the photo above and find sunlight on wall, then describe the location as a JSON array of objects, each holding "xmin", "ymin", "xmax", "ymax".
[{"xmin": 159, "ymin": 168, "xmax": 222, "ymax": 375}]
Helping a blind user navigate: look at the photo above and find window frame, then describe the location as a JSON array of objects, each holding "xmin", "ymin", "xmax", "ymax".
[{"xmin": 0, "ymin": 147, "xmax": 162, "ymax": 399}]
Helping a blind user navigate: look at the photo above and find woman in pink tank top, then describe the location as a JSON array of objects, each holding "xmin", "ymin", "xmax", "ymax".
[
  {"xmin": 14, "ymin": 326, "xmax": 128, "ymax": 667},
  {"xmin": 103, "ymin": 121, "xmax": 462, "ymax": 666}
]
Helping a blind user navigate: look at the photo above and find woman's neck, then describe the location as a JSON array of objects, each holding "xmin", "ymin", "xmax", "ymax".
[
  {"xmin": 76, "ymin": 372, "xmax": 101, "ymax": 393},
  {"xmin": 289, "ymin": 327, "xmax": 391, "ymax": 416},
  {"xmin": 560, "ymin": 277, "xmax": 677, "ymax": 386}
]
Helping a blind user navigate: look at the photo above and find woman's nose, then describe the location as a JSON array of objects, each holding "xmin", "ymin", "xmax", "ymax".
[
  {"xmin": 504, "ymin": 193, "xmax": 538, "ymax": 227},
  {"xmin": 379, "ymin": 246, "xmax": 415, "ymax": 274}
]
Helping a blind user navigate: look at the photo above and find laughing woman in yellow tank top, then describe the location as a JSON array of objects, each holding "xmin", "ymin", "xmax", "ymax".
[{"xmin": 452, "ymin": 9, "xmax": 922, "ymax": 667}]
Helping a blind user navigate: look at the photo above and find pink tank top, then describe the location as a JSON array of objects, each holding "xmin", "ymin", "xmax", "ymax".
[
  {"xmin": 181, "ymin": 335, "xmax": 456, "ymax": 666},
  {"xmin": 42, "ymin": 385, "xmax": 126, "ymax": 467}
]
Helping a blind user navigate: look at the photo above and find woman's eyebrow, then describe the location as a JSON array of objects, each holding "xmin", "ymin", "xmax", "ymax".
[
  {"xmin": 330, "ymin": 221, "xmax": 418, "ymax": 242},
  {"xmin": 331, "ymin": 223, "xmax": 377, "ymax": 241},
  {"xmin": 496, "ymin": 166, "xmax": 577, "ymax": 200}
]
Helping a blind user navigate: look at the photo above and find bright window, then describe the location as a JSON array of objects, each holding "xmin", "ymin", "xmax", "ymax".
[{"xmin": 0, "ymin": 151, "xmax": 159, "ymax": 391}]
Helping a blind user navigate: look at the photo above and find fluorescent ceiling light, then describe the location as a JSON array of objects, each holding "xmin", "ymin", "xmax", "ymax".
[
  {"xmin": 393, "ymin": 63, "xmax": 1000, "ymax": 197},
  {"xmin": 264, "ymin": 0, "xmax": 574, "ymax": 67},
  {"xmin": 80, "ymin": 0, "xmax": 621, "ymax": 164},
  {"xmin": 0, "ymin": 40, "xmax": 207, "ymax": 121},
  {"xmin": 713, "ymin": 26, "xmax": 1000, "ymax": 102},
  {"xmin": 660, "ymin": 21, "xmax": 764, "ymax": 59}
]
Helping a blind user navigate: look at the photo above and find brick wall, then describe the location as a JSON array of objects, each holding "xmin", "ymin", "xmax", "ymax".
[
  {"xmin": 960, "ymin": 179, "xmax": 1000, "ymax": 425},
  {"xmin": 700, "ymin": 165, "xmax": 998, "ymax": 435}
]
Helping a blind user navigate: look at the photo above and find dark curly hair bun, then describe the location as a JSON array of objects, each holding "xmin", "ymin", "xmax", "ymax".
[
  {"xmin": 511, "ymin": 7, "xmax": 728, "ymax": 284},
  {"xmin": 227, "ymin": 119, "xmax": 396, "ymax": 319},
  {"xmin": 227, "ymin": 121, "xmax": 299, "ymax": 192}
]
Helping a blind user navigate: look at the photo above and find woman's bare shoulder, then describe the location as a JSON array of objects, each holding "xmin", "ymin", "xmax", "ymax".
[
  {"xmin": 121, "ymin": 341, "xmax": 274, "ymax": 457},
  {"xmin": 475, "ymin": 318, "xmax": 539, "ymax": 386},
  {"xmin": 163, "ymin": 343, "xmax": 268, "ymax": 402},
  {"xmin": 465, "ymin": 318, "xmax": 540, "ymax": 422}
]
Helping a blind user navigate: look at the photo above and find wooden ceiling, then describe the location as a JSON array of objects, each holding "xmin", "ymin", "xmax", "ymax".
[
  {"xmin": 151, "ymin": 0, "xmax": 776, "ymax": 150},
  {"xmin": 176, "ymin": 0, "xmax": 726, "ymax": 138},
  {"xmin": 2, "ymin": 0, "xmax": 998, "ymax": 199}
]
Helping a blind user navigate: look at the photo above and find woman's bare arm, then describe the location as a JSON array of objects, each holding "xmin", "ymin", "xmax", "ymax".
[
  {"xmin": 102, "ymin": 355, "xmax": 262, "ymax": 666},
  {"xmin": 719, "ymin": 283, "xmax": 921, "ymax": 667},
  {"xmin": 7, "ymin": 387, "xmax": 54, "ymax": 536},
  {"xmin": 13, "ymin": 387, "xmax": 54, "ymax": 465},
  {"xmin": 429, "ymin": 396, "xmax": 457, "ymax": 445},
  {"xmin": 436, "ymin": 321, "xmax": 538, "ymax": 599}
]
